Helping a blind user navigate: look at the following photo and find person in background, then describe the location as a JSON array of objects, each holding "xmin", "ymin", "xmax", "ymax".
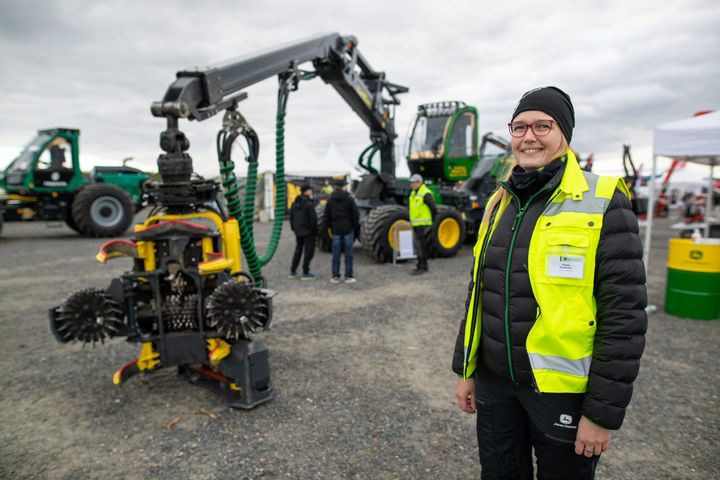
[
  {"xmin": 289, "ymin": 185, "xmax": 318, "ymax": 280},
  {"xmin": 452, "ymin": 86, "xmax": 647, "ymax": 479},
  {"xmin": 321, "ymin": 180, "xmax": 334, "ymax": 195},
  {"xmin": 408, "ymin": 173, "xmax": 437, "ymax": 275},
  {"xmin": 323, "ymin": 179, "xmax": 360, "ymax": 283}
]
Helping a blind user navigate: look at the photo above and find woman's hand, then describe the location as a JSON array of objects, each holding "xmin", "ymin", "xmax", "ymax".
[
  {"xmin": 574, "ymin": 416, "xmax": 611, "ymax": 457},
  {"xmin": 455, "ymin": 377, "xmax": 476, "ymax": 413}
]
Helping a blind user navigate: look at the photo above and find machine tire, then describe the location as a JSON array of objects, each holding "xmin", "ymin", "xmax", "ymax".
[
  {"xmin": 64, "ymin": 208, "xmax": 81, "ymax": 233},
  {"xmin": 0, "ymin": 211, "xmax": 3, "ymax": 236},
  {"xmin": 361, "ymin": 204, "xmax": 410, "ymax": 263},
  {"xmin": 71, "ymin": 183, "xmax": 134, "ymax": 237},
  {"xmin": 315, "ymin": 203, "xmax": 332, "ymax": 252},
  {"xmin": 427, "ymin": 205, "xmax": 465, "ymax": 258}
]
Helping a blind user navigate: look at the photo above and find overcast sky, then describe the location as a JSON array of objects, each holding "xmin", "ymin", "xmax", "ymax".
[{"xmin": 1, "ymin": 0, "xmax": 718, "ymax": 180}]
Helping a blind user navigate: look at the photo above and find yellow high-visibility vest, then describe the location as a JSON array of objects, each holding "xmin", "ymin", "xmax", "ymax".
[
  {"xmin": 462, "ymin": 151, "xmax": 629, "ymax": 393},
  {"xmin": 409, "ymin": 183, "xmax": 433, "ymax": 227}
]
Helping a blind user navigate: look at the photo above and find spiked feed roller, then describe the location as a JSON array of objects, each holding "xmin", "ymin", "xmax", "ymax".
[
  {"xmin": 52, "ymin": 289, "xmax": 124, "ymax": 344},
  {"xmin": 207, "ymin": 281, "xmax": 270, "ymax": 341}
]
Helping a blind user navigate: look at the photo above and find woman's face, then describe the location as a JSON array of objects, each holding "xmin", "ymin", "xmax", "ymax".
[{"xmin": 510, "ymin": 110, "xmax": 565, "ymax": 171}]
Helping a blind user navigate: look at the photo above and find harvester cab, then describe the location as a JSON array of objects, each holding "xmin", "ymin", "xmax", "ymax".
[
  {"xmin": 0, "ymin": 128, "xmax": 149, "ymax": 237},
  {"xmin": 407, "ymin": 101, "xmax": 478, "ymax": 182},
  {"xmin": 2, "ymin": 129, "xmax": 80, "ymax": 192}
]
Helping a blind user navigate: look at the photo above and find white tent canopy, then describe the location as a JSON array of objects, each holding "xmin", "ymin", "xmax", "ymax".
[
  {"xmin": 654, "ymin": 111, "xmax": 720, "ymax": 163},
  {"xmin": 645, "ymin": 111, "xmax": 719, "ymax": 271}
]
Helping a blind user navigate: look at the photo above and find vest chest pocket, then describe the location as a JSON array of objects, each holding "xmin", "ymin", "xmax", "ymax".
[{"xmin": 540, "ymin": 230, "xmax": 595, "ymax": 286}]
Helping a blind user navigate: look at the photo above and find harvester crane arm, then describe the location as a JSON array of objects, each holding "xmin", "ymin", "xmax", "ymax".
[
  {"xmin": 623, "ymin": 144, "xmax": 638, "ymax": 191},
  {"xmin": 151, "ymin": 32, "xmax": 407, "ymax": 176}
]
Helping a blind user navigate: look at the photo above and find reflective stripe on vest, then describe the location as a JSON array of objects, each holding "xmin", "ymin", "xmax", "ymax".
[
  {"xmin": 462, "ymin": 150, "xmax": 629, "ymax": 391},
  {"xmin": 527, "ymin": 352, "xmax": 592, "ymax": 377},
  {"xmin": 409, "ymin": 184, "xmax": 433, "ymax": 227},
  {"xmin": 542, "ymin": 174, "xmax": 612, "ymax": 217}
]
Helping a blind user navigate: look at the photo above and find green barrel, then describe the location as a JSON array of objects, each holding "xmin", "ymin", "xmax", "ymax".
[
  {"xmin": 665, "ymin": 238, "xmax": 720, "ymax": 320},
  {"xmin": 665, "ymin": 268, "xmax": 720, "ymax": 320}
]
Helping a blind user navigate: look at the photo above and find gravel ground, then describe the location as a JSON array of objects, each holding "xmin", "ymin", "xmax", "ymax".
[{"xmin": 0, "ymin": 212, "xmax": 718, "ymax": 479}]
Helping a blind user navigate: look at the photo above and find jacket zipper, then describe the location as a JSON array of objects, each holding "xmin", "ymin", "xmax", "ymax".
[
  {"xmin": 500, "ymin": 184, "xmax": 552, "ymax": 384},
  {"xmin": 463, "ymin": 200, "xmax": 501, "ymax": 378}
]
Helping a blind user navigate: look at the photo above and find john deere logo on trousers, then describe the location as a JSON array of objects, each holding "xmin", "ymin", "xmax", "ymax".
[
  {"xmin": 553, "ymin": 414, "xmax": 577, "ymax": 429},
  {"xmin": 690, "ymin": 250, "xmax": 703, "ymax": 260}
]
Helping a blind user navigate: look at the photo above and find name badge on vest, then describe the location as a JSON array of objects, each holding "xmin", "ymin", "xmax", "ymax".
[{"xmin": 548, "ymin": 255, "xmax": 584, "ymax": 279}]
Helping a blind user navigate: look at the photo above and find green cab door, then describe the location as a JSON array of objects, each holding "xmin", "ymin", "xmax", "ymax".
[
  {"xmin": 442, "ymin": 106, "xmax": 478, "ymax": 182},
  {"xmin": 31, "ymin": 129, "xmax": 85, "ymax": 193}
]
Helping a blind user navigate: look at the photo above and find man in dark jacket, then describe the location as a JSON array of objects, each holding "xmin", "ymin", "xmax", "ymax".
[
  {"xmin": 289, "ymin": 185, "xmax": 318, "ymax": 280},
  {"xmin": 323, "ymin": 179, "xmax": 360, "ymax": 283}
]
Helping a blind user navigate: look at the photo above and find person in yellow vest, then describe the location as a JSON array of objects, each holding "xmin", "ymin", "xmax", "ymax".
[
  {"xmin": 452, "ymin": 87, "xmax": 647, "ymax": 479},
  {"xmin": 408, "ymin": 173, "xmax": 437, "ymax": 275},
  {"xmin": 321, "ymin": 180, "xmax": 334, "ymax": 195}
]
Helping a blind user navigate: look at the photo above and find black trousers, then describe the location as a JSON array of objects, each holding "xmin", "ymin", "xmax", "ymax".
[
  {"xmin": 412, "ymin": 226, "xmax": 430, "ymax": 269},
  {"xmin": 475, "ymin": 367, "xmax": 599, "ymax": 480},
  {"xmin": 291, "ymin": 234, "xmax": 315, "ymax": 274}
]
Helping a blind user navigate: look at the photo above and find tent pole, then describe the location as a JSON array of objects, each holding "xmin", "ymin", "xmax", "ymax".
[
  {"xmin": 644, "ymin": 153, "xmax": 657, "ymax": 272},
  {"xmin": 706, "ymin": 161, "xmax": 715, "ymax": 238}
]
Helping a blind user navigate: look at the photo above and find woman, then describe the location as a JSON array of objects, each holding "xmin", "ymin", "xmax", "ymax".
[{"xmin": 452, "ymin": 86, "xmax": 647, "ymax": 479}]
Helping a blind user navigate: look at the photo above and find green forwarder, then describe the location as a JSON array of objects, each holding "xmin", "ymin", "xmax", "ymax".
[{"xmin": 0, "ymin": 128, "xmax": 150, "ymax": 237}]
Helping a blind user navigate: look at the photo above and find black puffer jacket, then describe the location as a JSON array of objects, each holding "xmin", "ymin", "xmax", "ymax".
[
  {"xmin": 324, "ymin": 190, "xmax": 360, "ymax": 237},
  {"xmin": 452, "ymin": 162, "xmax": 647, "ymax": 430},
  {"xmin": 290, "ymin": 195, "xmax": 317, "ymax": 237}
]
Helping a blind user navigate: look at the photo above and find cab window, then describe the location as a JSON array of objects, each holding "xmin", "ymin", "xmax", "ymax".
[
  {"xmin": 37, "ymin": 138, "xmax": 72, "ymax": 171},
  {"xmin": 446, "ymin": 113, "xmax": 474, "ymax": 158}
]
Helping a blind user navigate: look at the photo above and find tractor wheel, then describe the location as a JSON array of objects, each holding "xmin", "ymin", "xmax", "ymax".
[
  {"xmin": 361, "ymin": 204, "xmax": 410, "ymax": 263},
  {"xmin": 71, "ymin": 184, "xmax": 134, "ymax": 237},
  {"xmin": 315, "ymin": 203, "xmax": 332, "ymax": 252},
  {"xmin": 64, "ymin": 209, "xmax": 81, "ymax": 233},
  {"xmin": 427, "ymin": 205, "xmax": 465, "ymax": 258}
]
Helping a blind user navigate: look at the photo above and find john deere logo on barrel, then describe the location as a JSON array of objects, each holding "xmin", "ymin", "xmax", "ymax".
[{"xmin": 690, "ymin": 250, "xmax": 703, "ymax": 260}]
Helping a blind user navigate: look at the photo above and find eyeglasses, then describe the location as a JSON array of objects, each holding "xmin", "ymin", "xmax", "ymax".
[{"xmin": 507, "ymin": 120, "xmax": 554, "ymax": 137}]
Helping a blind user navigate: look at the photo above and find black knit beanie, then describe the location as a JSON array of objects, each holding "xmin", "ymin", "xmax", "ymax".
[{"xmin": 512, "ymin": 86, "xmax": 575, "ymax": 142}]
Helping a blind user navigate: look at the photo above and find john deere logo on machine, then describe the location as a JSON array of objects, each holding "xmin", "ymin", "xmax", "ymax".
[
  {"xmin": 690, "ymin": 250, "xmax": 703, "ymax": 260},
  {"xmin": 449, "ymin": 166, "xmax": 467, "ymax": 177}
]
